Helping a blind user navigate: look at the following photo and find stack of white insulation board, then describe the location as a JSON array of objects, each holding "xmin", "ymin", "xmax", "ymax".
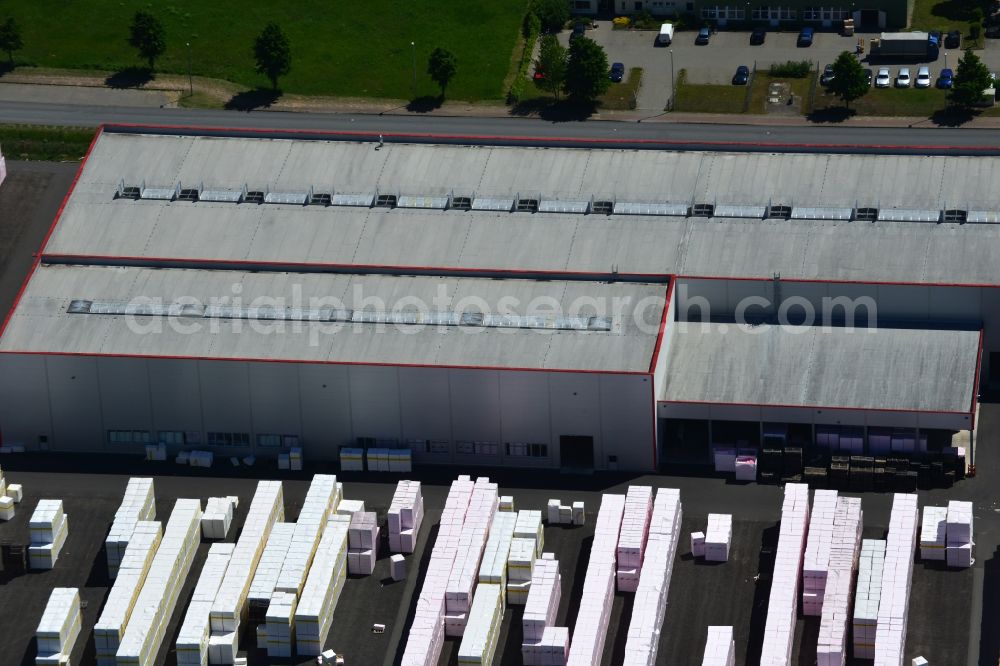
[
  {"xmin": 208, "ymin": 481, "xmax": 284, "ymax": 661},
  {"xmin": 337, "ymin": 499, "xmax": 365, "ymax": 516},
  {"xmin": 201, "ymin": 497, "xmax": 237, "ymax": 540},
  {"xmin": 274, "ymin": 475, "xmax": 339, "ymax": 596},
  {"xmin": 546, "ymin": 499, "xmax": 583, "ymax": 526},
  {"xmin": 95, "ymin": 521, "xmax": 163, "ymax": 666},
  {"xmin": 295, "ymin": 514, "xmax": 351, "ymax": 655},
  {"xmin": 522, "ymin": 554, "xmax": 562, "ymax": 665},
  {"xmin": 816, "ymin": 497, "xmax": 863, "ymax": 666},
  {"xmin": 617, "ymin": 486, "xmax": 653, "ymax": 592},
  {"xmin": 36, "ymin": 587, "xmax": 82, "ymax": 666},
  {"xmin": 389, "ymin": 480, "xmax": 424, "ymax": 554},
  {"xmin": 507, "ymin": 536, "xmax": 537, "ymax": 605},
  {"xmin": 116, "ymin": 499, "xmax": 202, "ymax": 666},
  {"xmin": 622, "ymin": 488, "xmax": 682, "ymax": 666},
  {"xmin": 874, "ymin": 493, "xmax": 919, "ymax": 666},
  {"xmin": 0, "ymin": 464, "xmax": 16, "ymax": 520},
  {"xmin": 348, "ymin": 511, "xmax": 379, "ymax": 575},
  {"xmin": 457, "ymin": 583, "xmax": 504, "ymax": 665},
  {"xmin": 265, "ymin": 591, "xmax": 297, "ymax": 658},
  {"xmin": 499, "ymin": 496, "xmax": 514, "ymax": 512},
  {"xmin": 514, "ymin": 510, "xmax": 544, "ymax": 556},
  {"xmin": 479, "ymin": 511, "xmax": 518, "ymax": 587},
  {"xmin": 803, "ymin": 490, "xmax": 839, "ymax": 616},
  {"xmin": 176, "ymin": 543, "xmax": 236, "ymax": 666},
  {"xmin": 704, "ymin": 513, "xmax": 733, "ymax": 563},
  {"xmin": 701, "ymin": 626, "xmax": 736, "ymax": 666},
  {"xmin": 853, "ymin": 539, "xmax": 886, "ymax": 660},
  {"xmin": 946, "ymin": 500, "xmax": 974, "ymax": 568},
  {"xmin": 445, "ymin": 477, "xmax": 499, "ymax": 636},
  {"xmin": 919, "ymin": 506, "xmax": 948, "ymax": 561},
  {"xmin": 29, "ymin": 499, "xmax": 69, "ymax": 570},
  {"xmin": 566, "ymin": 493, "xmax": 626, "ymax": 666},
  {"xmin": 523, "ymin": 627, "xmax": 570, "ymax": 665},
  {"xmin": 339, "ymin": 447, "xmax": 364, "ymax": 472},
  {"xmin": 246, "ymin": 523, "xmax": 296, "ymax": 617},
  {"xmin": 106, "ymin": 478, "xmax": 156, "ymax": 578},
  {"xmin": 759, "ymin": 483, "xmax": 810, "ymax": 666},
  {"xmin": 401, "ymin": 476, "xmax": 475, "ymax": 666}
]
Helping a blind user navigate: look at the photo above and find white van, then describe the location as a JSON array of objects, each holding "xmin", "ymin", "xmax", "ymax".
[{"xmin": 658, "ymin": 23, "xmax": 674, "ymax": 45}]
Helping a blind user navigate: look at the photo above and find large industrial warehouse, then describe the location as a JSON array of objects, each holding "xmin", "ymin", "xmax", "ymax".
[{"xmin": 0, "ymin": 126, "xmax": 990, "ymax": 471}]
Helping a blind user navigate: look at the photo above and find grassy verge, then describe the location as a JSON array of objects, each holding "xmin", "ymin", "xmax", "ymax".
[
  {"xmin": 748, "ymin": 73, "xmax": 813, "ymax": 114},
  {"xmin": 813, "ymin": 86, "xmax": 949, "ymax": 116},
  {"xmin": 0, "ymin": 0, "xmax": 529, "ymax": 100},
  {"xmin": 672, "ymin": 70, "xmax": 746, "ymax": 113},
  {"xmin": 0, "ymin": 125, "xmax": 96, "ymax": 161},
  {"xmin": 599, "ymin": 67, "xmax": 643, "ymax": 110}
]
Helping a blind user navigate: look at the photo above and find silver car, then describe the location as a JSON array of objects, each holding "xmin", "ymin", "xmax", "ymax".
[
  {"xmin": 915, "ymin": 66, "xmax": 931, "ymax": 88},
  {"xmin": 895, "ymin": 67, "xmax": 911, "ymax": 88},
  {"xmin": 875, "ymin": 68, "xmax": 891, "ymax": 88}
]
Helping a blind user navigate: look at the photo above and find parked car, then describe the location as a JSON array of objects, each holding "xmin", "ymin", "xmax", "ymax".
[
  {"xmin": 820, "ymin": 64, "xmax": 835, "ymax": 85},
  {"xmin": 937, "ymin": 68, "xmax": 954, "ymax": 88},
  {"xmin": 798, "ymin": 27, "xmax": 814, "ymax": 46},
  {"xmin": 570, "ymin": 23, "xmax": 587, "ymax": 42},
  {"xmin": 875, "ymin": 67, "xmax": 891, "ymax": 87},
  {"xmin": 929, "ymin": 30, "xmax": 942, "ymax": 46},
  {"xmin": 864, "ymin": 68, "xmax": 874, "ymax": 86},
  {"xmin": 533, "ymin": 65, "xmax": 545, "ymax": 81},
  {"xmin": 609, "ymin": 62, "xmax": 625, "ymax": 82},
  {"xmin": 732, "ymin": 65, "xmax": 750, "ymax": 85},
  {"xmin": 896, "ymin": 67, "xmax": 911, "ymax": 87},
  {"xmin": 945, "ymin": 30, "xmax": 961, "ymax": 48},
  {"xmin": 750, "ymin": 27, "xmax": 767, "ymax": 44},
  {"xmin": 915, "ymin": 66, "xmax": 931, "ymax": 88},
  {"xmin": 658, "ymin": 22, "xmax": 674, "ymax": 45},
  {"xmin": 986, "ymin": 24, "xmax": 1000, "ymax": 38},
  {"xmin": 696, "ymin": 27, "xmax": 711, "ymax": 44}
]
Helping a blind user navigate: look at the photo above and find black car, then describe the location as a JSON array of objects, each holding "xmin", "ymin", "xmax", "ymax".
[
  {"xmin": 864, "ymin": 68, "xmax": 873, "ymax": 86},
  {"xmin": 570, "ymin": 23, "xmax": 587, "ymax": 41},
  {"xmin": 696, "ymin": 27, "xmax": 711, "ymax": 44},
  {"xmin": 820, "ymin": 64, "xmax": 835, "ymax": 85},
  {"xmin": 945, "ymin": 30, "xmax": 961, "ymax": 48},
  {"xmin": 609, "ymin": 62, "xmax": 625, "ymax": 82},
  {"xmin": 750, "ymin": 27, "xmax": 767, "ymax": 44},
  {"xmin": 732, "ymin": 65, "xmax": 750, "ymax": 85}
]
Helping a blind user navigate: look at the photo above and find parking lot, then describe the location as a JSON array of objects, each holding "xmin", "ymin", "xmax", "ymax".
[{"xmin": 562, "ymin": 21, "xmax": 1000, "ymax": 112}]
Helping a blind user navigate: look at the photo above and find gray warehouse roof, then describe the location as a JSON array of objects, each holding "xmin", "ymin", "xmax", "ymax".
[
  {"xmin": 0, "ymin": 265, "xmax": 666, "ymax": 373},
  {"xmin": 43, "ymin": 130, "xmax": 1000, "ymax": 285},
  {"xmin": 660, "ymin": 322, "xmax": 980, "ymax": 413}
]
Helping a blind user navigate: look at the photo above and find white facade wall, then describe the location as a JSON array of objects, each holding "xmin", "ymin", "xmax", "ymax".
[{"xmin": 0, "ymin": 355, "xmax": 655, "ymax": 470}]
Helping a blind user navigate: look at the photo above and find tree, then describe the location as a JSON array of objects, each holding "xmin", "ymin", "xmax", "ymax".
[
  {"xmin": 128, "ymin": 11, "xmax": 166, "ymax": 70},
  {"xmin": 534, "ymin": 35, "xmax": 567, "ymax": 99},
  {"xmin": 949, "ymin": 48, "xmax": 992, "ymax": 109},
  {"xmin": 253, "ymin": 23, "xmax": 291, "ymax": 90},
  {"xmin": 828, "ymin": 51, "xmax": 869, "ymax": 108},
  {"xmin": 564, "ymin": 36, "xmax": 610, "ymax": 103},
  {"xmin": 532, "ymin": 0, "xmax": 570, "ymax": 33},
  {"xmin": 427, "ymin": 47, "xmax": 457, "ymax": 97},
  {"xmin": 0, "ymin": 18, "xmax": 23, "ymax": 65}
]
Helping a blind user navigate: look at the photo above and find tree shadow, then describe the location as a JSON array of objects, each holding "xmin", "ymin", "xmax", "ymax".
[
  {"xmin": 931, "ymin": 0, "xmax": 982, "ymax": 22},
  {"xmin": 406, "ymin": 94, "xmax": 443, "ymax": 113},
  {"xmin": 0, "ymin": 61, "xmax": 14, "ymax": 77},
  {"xmin": 509, "ymin": 98, "xmax": 598, "ymax": 121},
  {"xmin": 104, "ymin": 66, "xmax": 154, "ymax": 89},
  {"xmin": 223, "ymin": 87, "xmax": 282, "ymax": 111},
  {"xmin": 806, "ymin": 106, "xmax": 857, "ymax": 123},
  {"xmin": 931, "ymin": 106, "xmax": 980, "ymax": 126}
]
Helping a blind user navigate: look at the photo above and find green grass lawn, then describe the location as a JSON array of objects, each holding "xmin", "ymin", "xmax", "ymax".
[
  {"xmin": 813, "ymin": 86, "xmax": 949, "ymax": 116},
  {"xmin": 748, "ymin": 74, "xmax": 812, "ymax": 114},
  {"xmin": 0, "ymin": 125, "xmax": 96, "ymax": 161},
  {"xmin": 673, "ymin": 77, "xmax": 747, "ymax": 113},
  {"xmin": 599, "ymin": 67, "xmax": 643, "ymax": 110},
  {"xmin": 909, "ymin": 0, "xmax": 983, "ymax": 46},
  {"xmin": 1, "ymin": 0, "xmax": 529, "ymax": 100}
]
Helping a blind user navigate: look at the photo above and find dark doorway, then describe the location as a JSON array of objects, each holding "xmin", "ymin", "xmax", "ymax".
[
  {"xmin": 661, "ymin": 418, "xmax": 710, "ymax": 464},
  {"xmin": 990, "ymin": 352, "xmax": 1000, "ymax": 389},
  {"xmin": 859, "ymin": 8, "xmax": 880, "ymax": 29},
  {"xmin": 560, "ymin": 435, "xmax": 595, "ymax": 470}
]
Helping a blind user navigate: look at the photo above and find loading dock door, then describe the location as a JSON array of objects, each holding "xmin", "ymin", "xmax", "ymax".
[{"xmin": 560, "ymin": 435, "xmax": 595, "ymax": 470}]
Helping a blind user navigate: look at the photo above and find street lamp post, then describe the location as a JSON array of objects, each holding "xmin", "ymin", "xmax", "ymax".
[
  {"xmin": 411, "ymin": 41, "xmax": 416, "ymax": 98},
  {"xmin": 186, "ymin": 42, "xmax": 193, "ymax": 97},
  {"xmin": 669, "ymin": 49, "xmax": 675, "ymax": 110}
]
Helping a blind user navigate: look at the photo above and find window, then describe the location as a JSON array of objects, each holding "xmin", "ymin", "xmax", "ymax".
[
  {"xmin": 474, "ymin": 441, "xmax": 499, "ymax": 456},
  {"xmin": 257, "ymin": 434, "xmax": 297, "ymax": 448},
  {"xmin": 207, "ymin": 431, "xmax": 250, "ymax": 447},
  {"xmin": 427, "ymin": 440, "xmax": 450, "ymax": 454},
  {"xmin": 702, "ymin": 6, "xmax": 745, "ymax": 18},
  {"xmin": 158, "ymin": 431, "xmax": 185, "ymax": 445},
  {"xmin": 506, "ymin": 443, "xmax": 550, "ymax": 458},
  {"xmin": 108, "ymin": 430, "xmax": 151, "ymax": 445},
  {"xmin": 752, "ymin": 5, "xmax": 795, "ymax": 19},
  {"xmin": 803, "ymin": 6, "xmax": 848, "ymax": 19},
  {"xmin": 575, "ymin": 0, "xmax": 591, "ymax": 7},
  {"xmin": 456, "ymin": 441, "xmax": 475, "ymax": 455}
]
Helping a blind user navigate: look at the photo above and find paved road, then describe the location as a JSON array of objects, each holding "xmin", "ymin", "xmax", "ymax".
[{"xmin": 3, "ymin": 99, "xmax": 1000, "ymax": 154}]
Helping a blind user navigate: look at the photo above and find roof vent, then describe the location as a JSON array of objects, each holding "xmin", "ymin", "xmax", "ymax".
[
  {"xmin": 516, "ymin": 198, "xmax": 539, "ymax": 213},
  {"xmin": 943, "ymin": 209, "xmax": 967, "ymax": 224},
  {"xmin": 854, "ymin": 207, "xmax": 878, "ymax": 221},
  {"xmin": 691, "ymin": 203, "xmax": 715, "ymax": 217},
  {"xmin": 590, "ymin": 200, "xmax": 614, "ymax": 215},
  {"xmin": 244, "ymin": 191, "xmax": 265, "ymax": 204},
  {"xmin": 375, "ymin": 194, "xmax": 397, "ymax": 208},
  {"xmin": 449, "ymin": 196, "xmax": 472, "ymax": 211},
  {"xmin": 767, "ymin": 205, "xmax": 792, "ymax": 219},
  {"xmin": 309, "ymin": 192, "xmax": 332, "ymax": 206}
]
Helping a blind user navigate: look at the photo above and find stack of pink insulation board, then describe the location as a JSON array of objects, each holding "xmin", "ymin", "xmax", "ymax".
[
  {"xmin": 816, "ymin": 497, "xmax": 863, "ymax": 666},
  {"xmin": 759, "ymin": 483, "xmax": 810, "ymax": 666},
  {"xmin": 616, "ymin": 486, "xmax": 653, "ymax": 592},
  {"xmin": 803, "ymin": 490, "xmax": 839, "ymax": 616},
  {"xmin": 444, "ymin": 477, "xmax": 498, "ymax": 636},
  {"xmin": 522, "ymin": 554, "xmax": 563, "ymax": 665},
  {"xmin": 389, "ymin": 481, "xmax": 424, "ymax": 554},
  {"xmin": 874, "ymin": 494, "xmax": 918, "ymax": 666},
  {"xmin": 401, "ymin": 476, "xmax": 474, "ymax": 666},
  {"xmin": 701, "ymin": 626, "xmax": 736, "ymax": 666},
  {"xmin": 566, "ymin": 494, "xmax": 626, "ymax": 666},
  {"xmin": 622, "ymin": 488, "xmax": 682, "ymax": 666},
  {"xmin": 704, "ymin": 514, "xmax": 732, "ymax": 562}
]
